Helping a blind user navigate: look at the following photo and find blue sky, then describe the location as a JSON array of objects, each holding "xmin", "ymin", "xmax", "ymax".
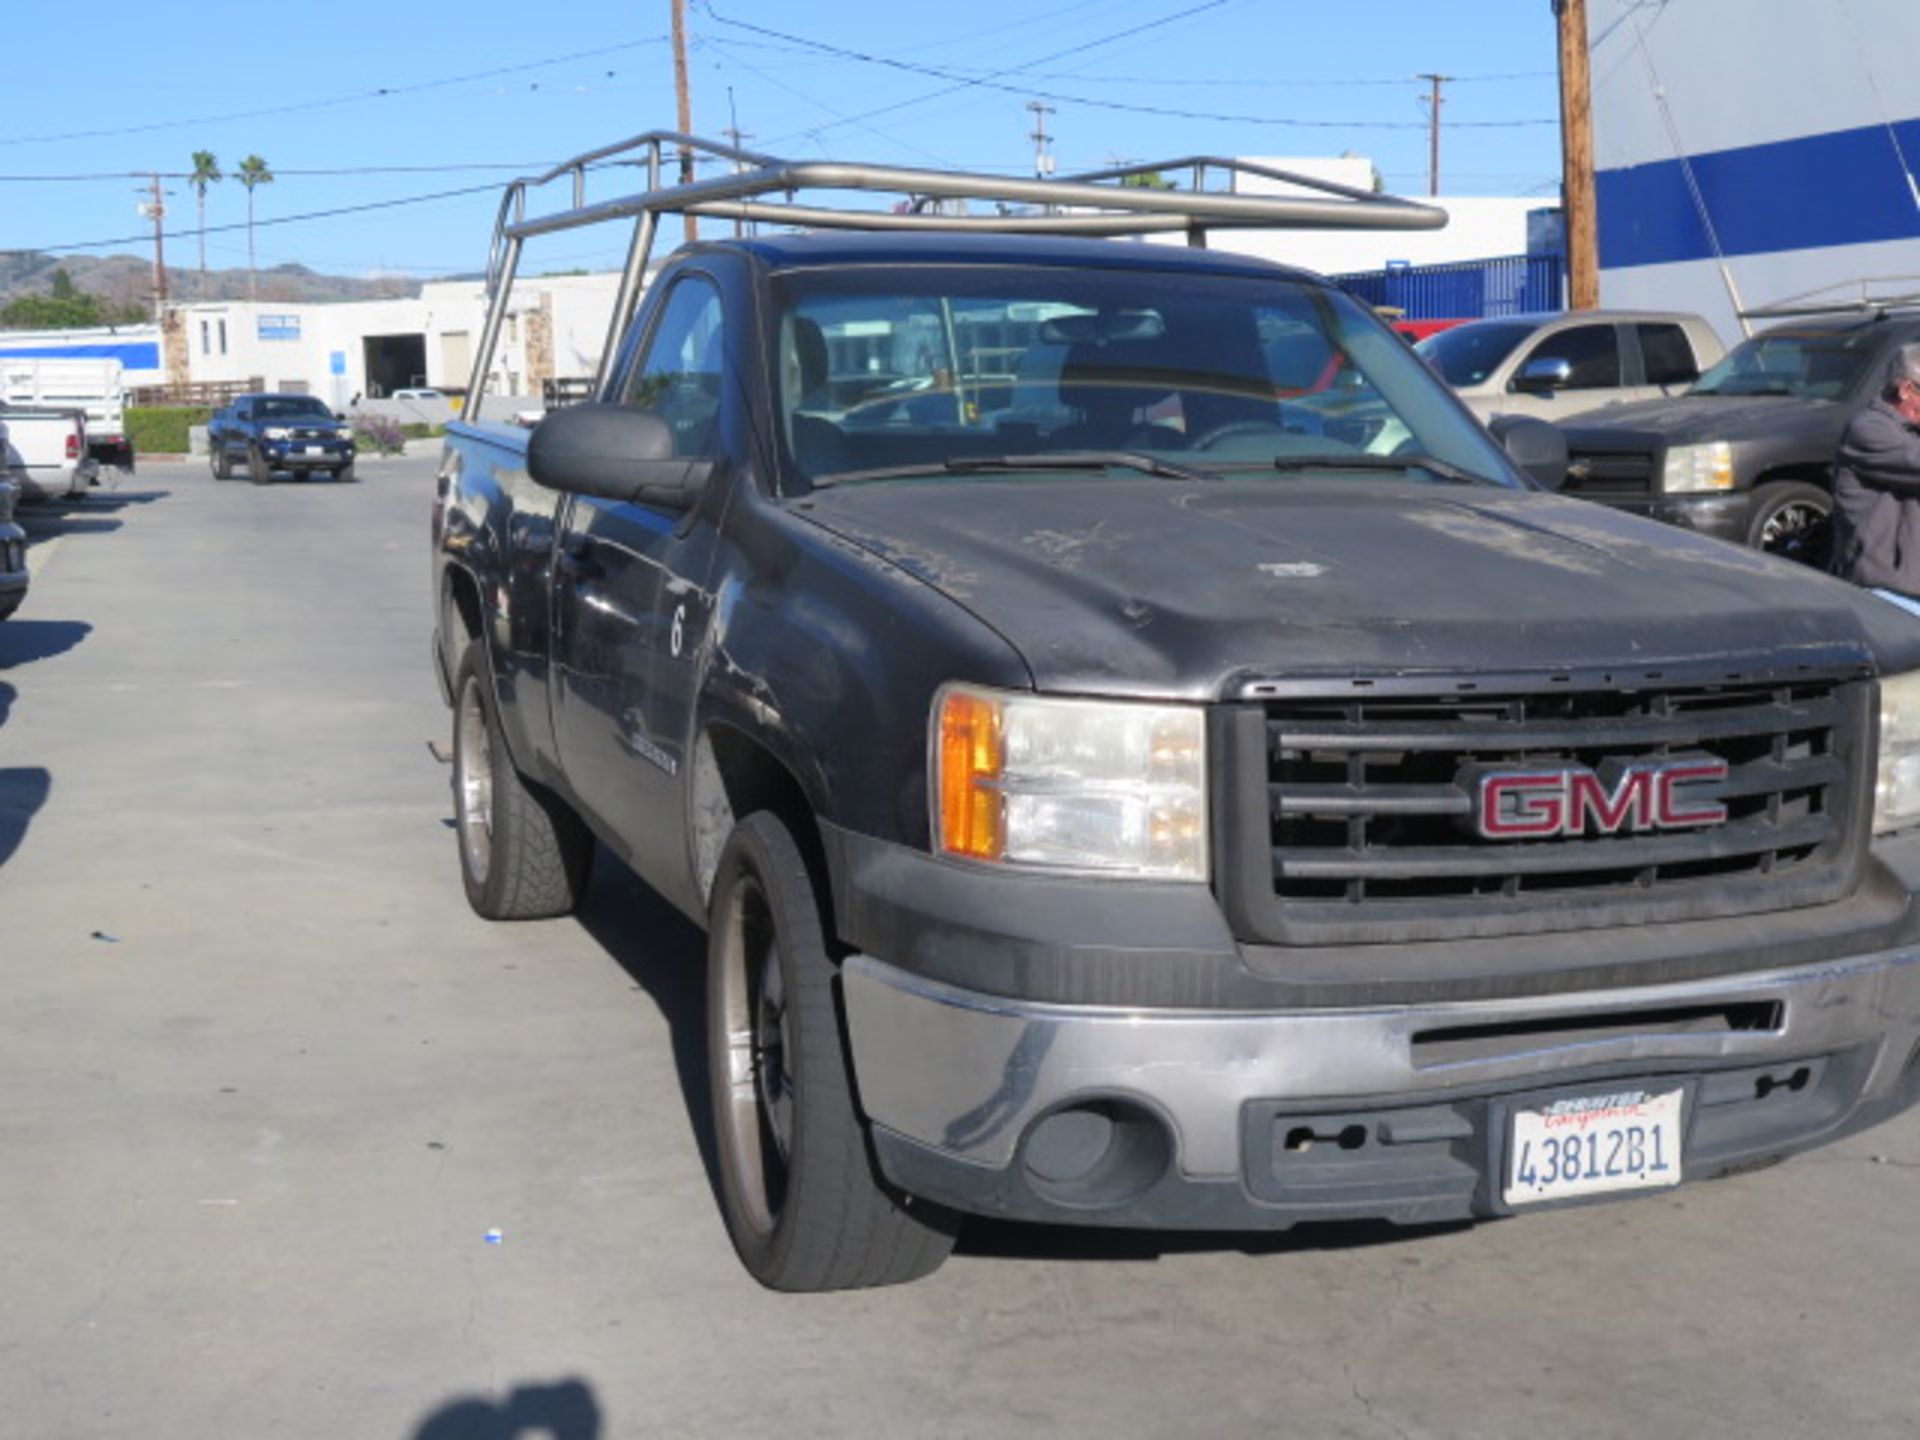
[{"xmin": 1, "ymin": 0, "xmax": 1563, "ymax": 281}]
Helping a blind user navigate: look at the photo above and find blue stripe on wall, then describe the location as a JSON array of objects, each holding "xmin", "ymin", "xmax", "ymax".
[
  {"xmin": 0, "ymin": 342, "xmax": 161, "ymax": 367},
  {"xmin": 1598, "ymin": 119, "xmax": 1920, "ymax": 270}
]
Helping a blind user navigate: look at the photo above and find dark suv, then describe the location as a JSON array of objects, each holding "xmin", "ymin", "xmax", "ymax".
[
  {"xmin": 207, "ymin": 393, "xmax": 356, "ymax": 484},
  {"xmin": 1555, "ymin": 310, "xmax": 1920, "ymax": 568}
]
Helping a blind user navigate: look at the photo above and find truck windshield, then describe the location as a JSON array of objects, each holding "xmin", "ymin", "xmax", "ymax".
[
  {"xmin": 770, "ymin": 267, "xmax": 1518, "ymax": 490},
  {"xmin": 253, "ymin": 397, "xmax": 333, "ymax": 419},
  {"xmin": 1414, "ymin": 320, "xmax": 1535, "ymax": 386},
  {"xmin": 1689, "ymin": 331, "xmax": 1878, "ymax": 400}
]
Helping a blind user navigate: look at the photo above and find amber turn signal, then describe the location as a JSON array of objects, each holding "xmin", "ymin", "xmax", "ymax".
[{"xmin": 937, "ymin": 688, "xmax": 1005, "ymax": 860}]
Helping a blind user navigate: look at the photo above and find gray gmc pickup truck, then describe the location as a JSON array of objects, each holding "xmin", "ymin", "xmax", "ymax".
[{"xmin": 432, "ymin": 136, "xmax": 1920, "ymax": 1291}]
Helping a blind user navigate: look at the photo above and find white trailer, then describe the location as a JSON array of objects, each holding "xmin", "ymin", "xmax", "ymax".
[{"xmin": 0, "ymin": 357, "xmax": 132, "ymax": 469}]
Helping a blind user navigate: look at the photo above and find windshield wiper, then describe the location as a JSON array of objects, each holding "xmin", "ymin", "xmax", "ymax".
[
  {"xmin": 1264, "ymin": 452, "xmax": 1493, "ymax": 486},
  {"xmin": 814, "ymin": 450, "xmax": 1218, "ymax": 487}
]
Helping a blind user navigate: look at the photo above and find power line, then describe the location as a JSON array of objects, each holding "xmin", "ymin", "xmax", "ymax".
[
  {"xmin": 706, "ymin": 37, "xmax": 1553, "ymax": 90},
  {"xmin": 0, "ymin": 163, "xmax": 563, "ymax": 184},
  {"xmin": 699, "ymin": 4, "xmax": 1555, "ymax": 132},
  {"xmin": 708, "ymin": 0, "xmax": 1242, "ymax": 145},
  {"xmin": 0, "ymin": 37, "xmax": 669, "ymax": 147},
  {"xmin": 4, "ymin": 182, "xmax": 504, "ymax": 257}
]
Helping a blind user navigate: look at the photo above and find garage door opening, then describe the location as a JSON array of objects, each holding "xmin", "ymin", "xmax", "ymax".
[{"xmin": 362, "ymin": 333, "xmax": 427, "ymax": 398}]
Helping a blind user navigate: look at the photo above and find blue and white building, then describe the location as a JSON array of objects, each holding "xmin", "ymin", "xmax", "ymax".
[
  {"xmin": 1592, "ymin": 0, "xmax": 1920, "ymax": 338},
  {"xmin": 0, "ymin": 325, "xmax": 163, "ymax": 387}
]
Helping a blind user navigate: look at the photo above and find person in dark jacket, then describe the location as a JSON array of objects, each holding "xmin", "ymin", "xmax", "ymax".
[{"xmin": 1833, "ymin": 343, "xmax": 1920, "ymax": 593}]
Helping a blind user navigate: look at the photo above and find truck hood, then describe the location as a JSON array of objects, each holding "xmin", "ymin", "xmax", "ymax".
[
  {"xmin": 796, "ymin": 476, "xmax": 1920, "ymax": 696},
  {"xmin": 1559, "ymin": 393, "xmax": 1842, "ymax": 448}
]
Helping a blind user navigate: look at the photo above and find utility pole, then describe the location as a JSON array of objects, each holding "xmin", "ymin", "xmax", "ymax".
[
  {"xmin": 671, "ymin": 0, "xmax": 697, "ymax": 243},
  {"xmin": 1554, "ymin": 0, "xmax": 1599, "ymax": 309},
  {"xmin": 724, "ymin": 86, "xmax": 753, "ymax": 238},
  {"xmin": 1027, "ymin": 100, "xmax": 1056, "ymax": 179},
  {"xmin": 137, "ymin": 173, "xmax": 170, "ymax": 321},
  {"xmin": 1416, "ymin": 73, "xmax": 1452, "ymax": 196}
]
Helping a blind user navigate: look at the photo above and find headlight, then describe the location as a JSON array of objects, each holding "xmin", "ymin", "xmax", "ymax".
[
  {"xmin": 1662, "ymin": 441, "xmax": 1734, "ymax": 493},
  {"xmin": 263, "ymin": 427, "xmax": 290, "ymax": 440},
  {"xmin": 1877, "ymin": 671, "xmax": 1920, "ymax": 834},
  {"xmin": 933, "ymin": 684, "xmax": 1207, "ymax": 880}
]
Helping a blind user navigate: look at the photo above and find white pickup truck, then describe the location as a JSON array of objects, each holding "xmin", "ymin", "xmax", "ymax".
[
  {"xmin": 1, "ymin": 357, "xmax": 132, "ymax": 469},
  {"xmin": 0, "ymin": 406, "xmax": 98, "ymax": 501}
]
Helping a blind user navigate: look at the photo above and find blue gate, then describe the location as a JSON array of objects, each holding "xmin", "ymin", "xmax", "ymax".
[{"xmin": 1331, "ymin": 253, "xmax": 1564, "ymax": 320}]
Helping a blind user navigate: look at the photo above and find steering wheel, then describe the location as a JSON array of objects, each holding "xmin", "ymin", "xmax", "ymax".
[{"xmin": 1191, "ymin": 420, "xmax": 1294, "ymax": 452}]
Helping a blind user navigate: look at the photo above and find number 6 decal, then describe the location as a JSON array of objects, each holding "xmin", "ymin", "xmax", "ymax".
[{"xmin": 671, "ymin": 603, "xmax": 686, "ymax": 658}]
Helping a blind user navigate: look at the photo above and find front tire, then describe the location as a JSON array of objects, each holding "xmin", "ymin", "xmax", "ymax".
[
  {"xmin": 1747, "ymin": 480, "xmax": 1832, "ymax": 568},
  {"xmin": 451, "ymin": 639, "xmax": 592, "ymax": 919},
  {"xmin": 334, "ymin": 462, "xmax": 357, "ymax": 483},
  {"xmin": 706, "ymin": 812, "xmax": 957, "ymax": 1291},
  {"xmin": 210, "ymin": 444, "xmax": 231, "ymax": 480},
  {"xmin": 248, "ymin": 446, "xmax": 271, "ymax": 485}
]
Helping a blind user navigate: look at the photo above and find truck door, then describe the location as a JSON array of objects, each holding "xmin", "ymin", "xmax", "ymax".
[{"xmin": 549, "ymin": 273, "xmax": 729, "ymax": 899}]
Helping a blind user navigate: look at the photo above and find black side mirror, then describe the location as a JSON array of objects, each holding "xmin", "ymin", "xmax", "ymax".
[
  {"xmin": 1488, "ymin": 414, "xmax": 1568, "ymax": 491},
  {"xmin": 1512, "ymin": 356, "xmax": 1575, "ymax": 394},
  {"xmin": 527, "ymin": 403, "xmax": 715, "ymax": 508}
]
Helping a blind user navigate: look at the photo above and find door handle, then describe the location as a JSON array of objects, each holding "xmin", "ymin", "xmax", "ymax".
[{"xmin": 557, "ymin": 537, "xmax": 604, "ymax": 582}]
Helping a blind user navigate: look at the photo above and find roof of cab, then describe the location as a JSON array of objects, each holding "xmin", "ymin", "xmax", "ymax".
[{"xmin": 709, "ymin": 230, "xmax": 1327, "ymax": 284}]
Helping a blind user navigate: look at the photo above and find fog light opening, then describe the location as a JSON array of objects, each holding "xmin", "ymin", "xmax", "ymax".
[{"xmin": 1020, "ymin": 1099, "xmax": 1172, "ymax": 1208}]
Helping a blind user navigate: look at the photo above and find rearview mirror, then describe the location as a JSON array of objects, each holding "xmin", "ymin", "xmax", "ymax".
[
  {"xmin": 1488, "ymin": 414, "xmax": 1568, "ymax": 490},
  {"xmin": 527, "ymin": 403, "xmax": 715, "ymax": 509},
  {"xmin": 1513, "ymin": 356, "xmax": 1575, "ymax": 394}
]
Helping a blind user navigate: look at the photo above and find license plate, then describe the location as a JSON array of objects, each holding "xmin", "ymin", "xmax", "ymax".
[
  {"xmin": 1504, "ymin": 1087, "xmax": 1683, "ymax": 1207},
  {"xmin": 300, "ymin": 445, "xmax": 325, "ymax": 457}
]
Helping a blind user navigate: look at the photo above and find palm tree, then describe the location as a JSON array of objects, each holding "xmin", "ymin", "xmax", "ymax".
[
  {"xmin": 237, "ymin": 155, "xmax": 273, "ymax": 302},
  {"xmin": 189, "ymin": 151, "xmax": 221, "ymax": 297}
]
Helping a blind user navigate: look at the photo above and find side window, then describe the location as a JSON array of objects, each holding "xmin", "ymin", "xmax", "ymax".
[
  {"xmin": 620, "ymin": 276, "xmax": 725, "ymax": 457},
  {"xmin": 1638, "ymin": 323, "xmax": 1700, "ymax": 386},
  {"xmin": 1522, "ymin": 325, "xmax": 1621, "ymax": 389}
]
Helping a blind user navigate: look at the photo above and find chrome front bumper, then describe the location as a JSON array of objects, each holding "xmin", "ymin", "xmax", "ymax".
[{"xmin": 843, "ymin": 944, "xmax": 1920, "ymax": 1190}]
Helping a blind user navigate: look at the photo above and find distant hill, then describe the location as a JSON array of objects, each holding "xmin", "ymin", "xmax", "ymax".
[{"xmin": 0, "ymin": 251, "xmax": 422, "ymax": 318}]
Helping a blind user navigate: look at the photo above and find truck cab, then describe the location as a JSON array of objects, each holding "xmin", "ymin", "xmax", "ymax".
[{"xmin": 432, "ymin": 136, "xmax": 1920, "ymax": 1292}]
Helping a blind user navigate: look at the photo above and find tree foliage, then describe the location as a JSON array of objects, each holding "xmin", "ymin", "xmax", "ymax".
[{"xmin": 0, "ymin": 269, "xmax": 145, "ymax": 328}]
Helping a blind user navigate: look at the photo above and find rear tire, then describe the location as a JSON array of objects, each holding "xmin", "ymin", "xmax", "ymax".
[
  {"xmin": 1746, "ymin": 480, "xmax": 1832, "ymax": 569},
  {"xmin": 248, "ymin": 446, "xmax": 271, "ymax": 485},
  {"xmin": 451, "ymin": 638, "xmax": 592, "ymax": 919},
  {"xmin": 706, "ymin": 811, "xmax": 957, "ymax": 1291}
]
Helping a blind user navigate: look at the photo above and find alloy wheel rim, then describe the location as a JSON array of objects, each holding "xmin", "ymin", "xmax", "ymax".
[
  {"xmin": 718, "ymin": 877, "xmax": 790, "ymax": 1238},
  {"xmin": 455, "ymin": 678, "xmax": 493, "ymax": 883},
  {"xmin": 1760, "ymin": 500, "xmax": 1829, "ymax": 562}
]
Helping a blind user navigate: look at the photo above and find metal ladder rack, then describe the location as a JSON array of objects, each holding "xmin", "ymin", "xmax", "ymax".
[{"xmin": 463, "ymin": 131, "xmax": 1448, "ymax": 422}]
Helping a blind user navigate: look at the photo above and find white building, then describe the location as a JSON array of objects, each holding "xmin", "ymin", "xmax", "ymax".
[
  {"xmin": 169, "ymin": 271, "xmax": 622, "ymax": 406},
  {"xmin": 1193, "ymin": 156, "xmax": 1542, "ymax": 277},
  {"xmin": 1591, "ymin": 0, "xmax": 1920, "ymax": 338}
]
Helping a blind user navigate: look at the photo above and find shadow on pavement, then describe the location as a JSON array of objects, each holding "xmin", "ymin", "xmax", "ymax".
[
  {"xmin": 0, "ymin": 619, "xmax": 90, "ymax": 668},
  {"xmin": 410, "ymin": 1377, "xmax": 602, "ymax": 1440},
  {"xmin": 16, "ymin": 488, "xmax": 167, "ymax": 539},
  {"xmin": 571, "ymin": 854, "xmax": 720, "ymax": 1206},
  {"xmin": 0, "ymin": 767, "xmax": 51, "ymax": 868}
]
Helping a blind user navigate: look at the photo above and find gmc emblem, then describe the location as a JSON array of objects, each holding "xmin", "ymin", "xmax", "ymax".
[{"xmin": 1474, "ymin": 757, "xmax": 1730, "ymax": 840}]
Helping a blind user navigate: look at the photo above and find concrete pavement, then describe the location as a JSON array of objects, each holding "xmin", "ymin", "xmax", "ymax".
[{"xmin": 2, "ymin": 453, "xmax": 1917, "ymax": 1439}]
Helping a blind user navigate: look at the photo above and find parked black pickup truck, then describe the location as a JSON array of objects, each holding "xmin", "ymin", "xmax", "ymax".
[
  {"xmin": 1555, "ymin": 308, "xmax": 1920, "ymax": 569},
  {"xmin": 434, "ymin": 139, "xmax": 1920, "ymax": 1292},
  {"xmin": 207, "ymin": 393, "xmax": 355, "ymax": 484}
]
